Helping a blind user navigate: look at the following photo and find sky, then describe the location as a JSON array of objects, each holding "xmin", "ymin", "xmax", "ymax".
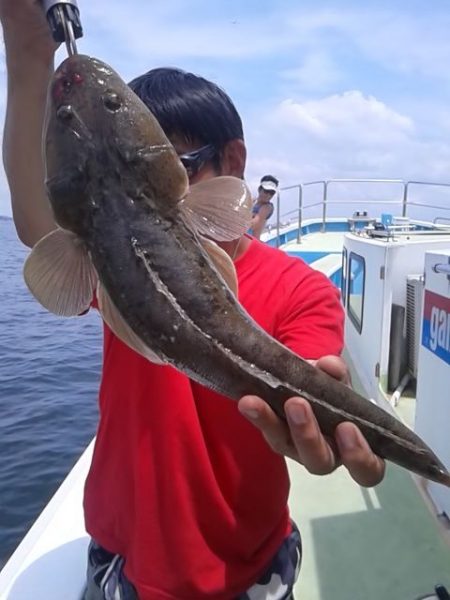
[{"xmin": 1, "ymin": 0, "xmax": 450, "ymax": 221}]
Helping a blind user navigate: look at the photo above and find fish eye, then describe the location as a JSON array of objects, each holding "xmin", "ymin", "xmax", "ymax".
[
  {"xmin": 57, "ymin": 105, "xmax": 74, "ymax": 121},
  {"xmin": 103, "ymin": 91, "xmax": 122, "ymax": 112}
]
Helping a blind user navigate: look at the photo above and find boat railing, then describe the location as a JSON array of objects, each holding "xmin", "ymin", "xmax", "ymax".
[
  {"xmin": 434, "ymin": 217, "xmax": 450, "ymax": 225},
  {"xmin": 272, "ymin": 178, "xmax": 450, "ymax": 244}
]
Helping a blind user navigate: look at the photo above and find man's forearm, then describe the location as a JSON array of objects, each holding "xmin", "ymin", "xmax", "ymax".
[
  {"xmin": 3, "ymin": 49, "xmax": 56, "ymax": 247},
  {"xmin": 250, "ymin": 214, "xmax": 265, "ymax": 239}
]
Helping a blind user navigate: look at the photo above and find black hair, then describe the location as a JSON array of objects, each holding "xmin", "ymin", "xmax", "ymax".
[
  {"xmin": 260, "ymin": 174, "xmax": 279, "ymax": 186},
  {"xmin": 128, "ymin": 68, "xmax": 244, "ymax": 158}
]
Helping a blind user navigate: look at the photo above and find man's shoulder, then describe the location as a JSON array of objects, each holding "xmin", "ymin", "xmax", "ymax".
[
  {"xmin": 238, "ymin": 238, "xmax": 328, "ymax": 305},
  {"xmin": 250, "ymin": 240, "xmax": 340, "ymax": 305},
  {"xmin": 248, "ymin": 238, "xmax": 314, "ymax": 273}
]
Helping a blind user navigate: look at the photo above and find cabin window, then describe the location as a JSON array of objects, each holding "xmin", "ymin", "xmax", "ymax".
[
  {"xmin": 341, "ymin": 248, "xmax": 348, "ymax": 306},
  {"xmin": 348, "ymin": 252, "xmax": 365, "ymax": 333}
]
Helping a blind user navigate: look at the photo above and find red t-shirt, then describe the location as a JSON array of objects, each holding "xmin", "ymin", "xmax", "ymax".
[{"xmin": 84, "ymin": 237, "xmax": 344, "ymax": 599}]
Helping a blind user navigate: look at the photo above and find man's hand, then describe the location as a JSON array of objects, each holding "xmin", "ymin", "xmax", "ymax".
[
  {"xmin": 0, "ymin": 0, "xmax": 58, "ymax": 248},
  {"xmin": 0, "ymin": 0, "xmax": 57, "ymax": 59},
  {"xmin": 238, "ymin": 355, "xmax": 385, "ymax": 487}
]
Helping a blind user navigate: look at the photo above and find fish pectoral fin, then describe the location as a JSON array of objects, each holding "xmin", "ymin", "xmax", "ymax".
[
  {"xmin": 23, "ymin": 228, "xmax": 97, "ymax": 316},
  {"xmin": 199, "ymin": 236, "xmax": 238, "ymax": 296},
  {"xmin": 97, "ymin": 283, "xmax": 167, "ymax": 365},
  {"xmin": 180, "ymin": 176, "xmax": 252, "ymax": 241}
]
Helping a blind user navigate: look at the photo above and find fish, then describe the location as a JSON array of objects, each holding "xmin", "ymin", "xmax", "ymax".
[{"xmin": 24, "ymin": 54, "xmax": 450, "ymax": 488}]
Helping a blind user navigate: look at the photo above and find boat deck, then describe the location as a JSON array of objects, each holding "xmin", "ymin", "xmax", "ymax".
[
  {"xmin": 282, "ymin": 231, "xmax": 347, "ymax": 258},
  {"xmin": 290, "ymin": 352, "xmax": 450, "ymax": 600},
  {"xmin": 290, "ymin": 462, "xmax": 450, "ymax": 600}
]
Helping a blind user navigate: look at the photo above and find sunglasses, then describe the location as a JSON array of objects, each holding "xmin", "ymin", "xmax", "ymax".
[{"xmin": 178, "ymin": 144, "xmax": 217, "ymax": 179}]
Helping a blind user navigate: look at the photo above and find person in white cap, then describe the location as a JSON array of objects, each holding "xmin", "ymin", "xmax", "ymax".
[{"xmin": 250, "ymin": 174, "xmax": 279, "ymax": 239}]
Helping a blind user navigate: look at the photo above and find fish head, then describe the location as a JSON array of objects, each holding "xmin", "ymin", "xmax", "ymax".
[{"xmin": 45, "ymin": 54, "xmax": 188, "ymax": 232}]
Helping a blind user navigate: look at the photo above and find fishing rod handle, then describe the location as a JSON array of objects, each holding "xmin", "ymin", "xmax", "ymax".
[{"xmin": 40, "ymin": 0, "xmax": 83, "ymax": 55}]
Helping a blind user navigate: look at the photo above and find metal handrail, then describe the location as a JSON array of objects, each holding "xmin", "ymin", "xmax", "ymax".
[
  {"xmin": 404, "ymin": 201, "xmax": 450, "ymax": 210},
  {"xmin": 302, "ymin": 201, "xmax": 324, "ymax": 209},
  {"xmin": 433, "ymin": 263, "xmax": 450, "ymax": 275},
  {"xmin": 275, "ymin": 181, "xmax": 326, "ymax": 243},
  {"xmin": 325, "ymin": 179, "xmax": 405, "ymax": 226},
  {"xmin": 325, "ymin": 200, "xmax": 403, "ymax": 205},
  {"xmin": 272, "ymin": 178, "xmax": 450, "ymax": 246}
]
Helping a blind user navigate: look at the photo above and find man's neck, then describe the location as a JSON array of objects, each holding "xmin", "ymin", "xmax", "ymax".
[{"xmin": 219, "ymin": 235, "xmax": 251, "ymax": 261}]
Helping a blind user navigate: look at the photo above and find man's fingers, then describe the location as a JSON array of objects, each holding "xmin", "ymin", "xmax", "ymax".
[
  {"xmin": 313, "ymin": 355, "xmax": 352, "ymax": 386},
  {"xmin": 335, "ymin": 422, "xmax": 385, "ymax": 487},
  {"xmin": 239, "ymin": 395, "xmax": 338, "ymax": 472},
  {"xmin": 284, "ymin": 397, "xmax": 337, "ymax": 475},
  {"xmin": 239, "ymin": 396, "xmax": 384, "ymax": 487},
  {"xmin": 238, "ymin": 395, "xmax": 297, "ymax": 459}
]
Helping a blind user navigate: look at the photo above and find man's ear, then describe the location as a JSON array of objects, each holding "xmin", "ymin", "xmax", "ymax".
[{"xmin": 220, "ymin": 139, "xmax": 246, "ymax": 178}]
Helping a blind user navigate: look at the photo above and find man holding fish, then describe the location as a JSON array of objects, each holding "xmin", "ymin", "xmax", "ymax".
[{"xmin": 0, "ymin": 1, "xmax": 389, "ymax": 598}]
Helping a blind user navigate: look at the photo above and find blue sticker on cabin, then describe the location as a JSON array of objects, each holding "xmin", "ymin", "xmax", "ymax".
[{"xmin": 422, "ymin": 290, "xmax": 450, "ymax": 365}]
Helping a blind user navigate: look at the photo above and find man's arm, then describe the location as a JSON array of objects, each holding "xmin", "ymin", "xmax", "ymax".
[
  {"xmin": 250, "ymin": 204, "xmax": 271, "ymax": 239},
  {"xmin": 1, "ymin": 0, "xmax": 58, "ymax": 248}
]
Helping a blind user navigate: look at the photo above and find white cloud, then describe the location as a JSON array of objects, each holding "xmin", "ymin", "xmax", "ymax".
[
  {"xmin": 344, "ymin": 10, "xmax": 450, "ymax": 81},
  {"xmin": 244, "ymin": 89, "xmax": 450, "ymax": 220},
  {"xmin": 285, "ymin": 6, "xmax": 450, "ymax": 83},
  {"xmin": 270, "ymin": 91, "xmax": 414, "ymax": 145},
  {"xmin": 281, "ymin": 52, "xmax": 342, "ymax": 92}
]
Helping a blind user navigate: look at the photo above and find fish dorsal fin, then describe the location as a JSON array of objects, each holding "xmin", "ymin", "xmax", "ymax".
[
  {"xmin": 180, "ymin": 176, "xmax": 252, "ymax": 242},
  {"xmin": 97, "ymin": 282, "xmax": 167, "ymax": 365},
  {"xmin": 23, "ymin": 228, "xmax": 97, "ymax": 316},
  {"xmin": 199, "ymin": 236, "xmax": 238, "ymax": 296}
]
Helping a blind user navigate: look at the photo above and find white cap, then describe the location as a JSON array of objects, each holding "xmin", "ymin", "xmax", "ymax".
[{"xmin": 260, "ymin": 180, "xmax": 278, "ymax": 193}]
